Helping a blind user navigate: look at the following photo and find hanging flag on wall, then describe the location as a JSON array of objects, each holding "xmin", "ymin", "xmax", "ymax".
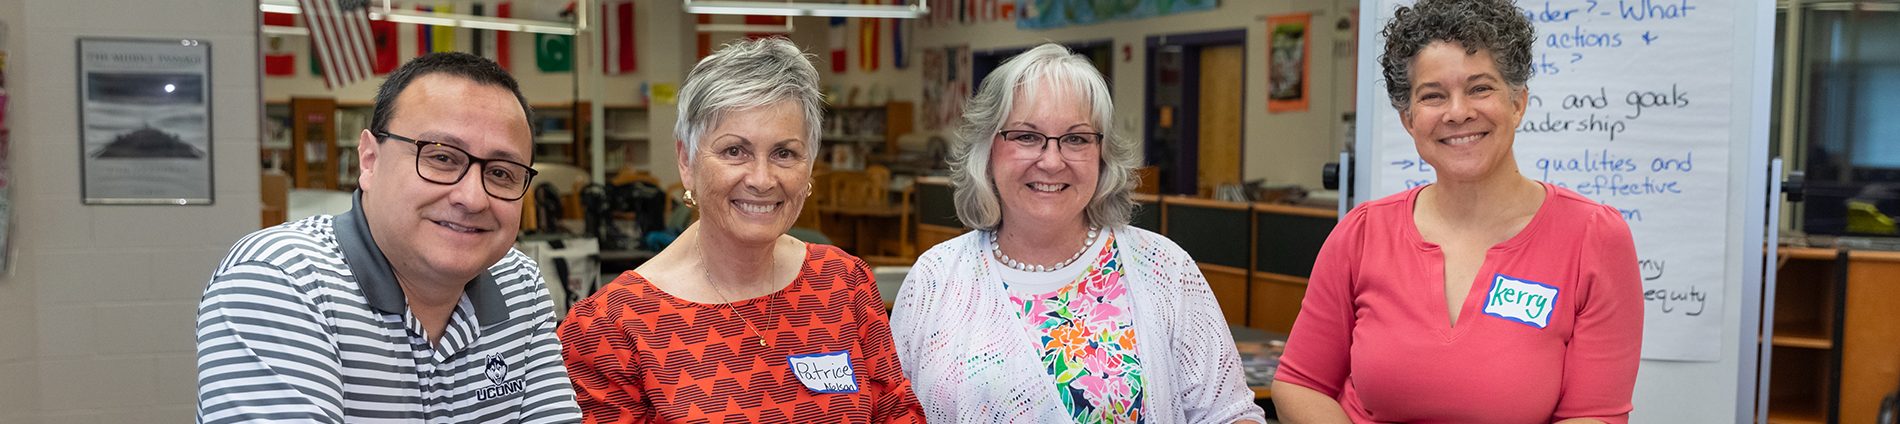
[
  {"xmin": 890, "ymin": 0, "xmax": 909, "ymax": 69},
  {"xmin": 415, "ymin": 4, "xmax": 434, "ymax": 56},
  {"xmin": 370, "ymin": 18, "xmax": 398, "ymax": 74},
  {"xmin": 535, "ymin": 2, "xmax": 577, "ymax": 72},
  {"xmin": 310, "ymin": 38, "xmax": 323, "ymax": 76},
  {"xmin": 262, "ymin": 11, "xmax": 298, "ymax": 76},
  {"xmin": 858, "ymin": 0, "xmax": 880, "ymax": 72},
  {"xmin": 697, "ymin": 15, "xmax": 713, "ymax": 60},
  {"xmin": 264, "ymin": 36, "xmax": 296, "ymax": 77},
  {"xmin": 431, "ymin": 3, "xmax": 457, "ymax": 53},
  {"xmin": 743, "ymin": 15, "xmax": 785, "ymax": 40},
  {"xmin": 472, "ymin": 2, "xmax": 514, "ymax": 71},
  {"xmin": 828, "ymin": 16, "xmax": 847, "ymax": 73},
  {"xmin": 298, "ymin": 0, "xmax": 376, "ymax": 89},
  {"xmin": 600, "ymin": 0, "xmax": 636, "ymax": 75}
]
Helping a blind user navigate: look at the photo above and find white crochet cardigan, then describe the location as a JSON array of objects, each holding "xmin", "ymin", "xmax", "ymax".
[{"xmin": 890, "ymin": 226, "xmax": 1267, "ymax": 423}]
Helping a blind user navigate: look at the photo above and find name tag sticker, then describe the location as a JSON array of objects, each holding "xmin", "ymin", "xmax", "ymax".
[
  {"xmin": 787, "ymin": 350, "xmax": 859, "ymax": 394},
  {"xmin": 1483, "ymin": 274, "xmax": 1560, "ymax": 329}
]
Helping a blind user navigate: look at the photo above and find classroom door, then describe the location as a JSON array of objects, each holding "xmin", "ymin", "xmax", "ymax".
[{"xmin": 1197, "ymin": 45, "xmax": 1244, "ymax": 196}]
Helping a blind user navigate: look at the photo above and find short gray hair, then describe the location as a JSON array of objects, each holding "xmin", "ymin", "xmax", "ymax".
[
  {"xmin": 674, "ymin": 37, "xmax": 825, "ymax": 165},
  {"xmin": 1379, "ymin": 0, "xmax": 1536, "ymax": 115},
  {"xmin": 948, "ymin": 43, "xmax": 1138, "ymax": 231}
]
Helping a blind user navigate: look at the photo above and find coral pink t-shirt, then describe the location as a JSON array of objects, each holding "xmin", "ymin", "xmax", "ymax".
[{"xmin": 1277, "ymin": 182, "xmax": 1644, "ymax": 423}]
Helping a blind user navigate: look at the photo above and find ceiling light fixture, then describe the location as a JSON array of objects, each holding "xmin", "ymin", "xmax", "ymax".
[
  {"xmin": 683, "ymin": 0, "xmax": 928, "ymax": 19},
  {"xmin": 258, "ymin": 0, "xmax": 577, "ymax": 35}
]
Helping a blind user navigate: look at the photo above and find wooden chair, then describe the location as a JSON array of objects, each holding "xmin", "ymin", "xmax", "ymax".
[{"xmin": 864, "ymin": 182, "xmax": 916, "ymax": 266}]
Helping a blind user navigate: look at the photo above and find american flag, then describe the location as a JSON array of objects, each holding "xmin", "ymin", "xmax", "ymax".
[{"xmin": 298, "ymin": 0, "xmax": 376, "ymax": 89}]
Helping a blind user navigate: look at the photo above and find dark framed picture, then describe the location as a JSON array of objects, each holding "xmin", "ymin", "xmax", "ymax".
[{"xmin": 77, "ymin": 37, "xmax": 213, "ymax": 205}]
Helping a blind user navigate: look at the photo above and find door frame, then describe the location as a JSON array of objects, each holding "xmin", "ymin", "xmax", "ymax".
[{"xmin": 1145, "ymin": 29, "xmax": 1248, "ymax": 195}]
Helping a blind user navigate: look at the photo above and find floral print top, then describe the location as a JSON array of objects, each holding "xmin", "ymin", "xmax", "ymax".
[{"xmin": 1005, "ymin": 235, "xmax": 1145, "ymax": 423}]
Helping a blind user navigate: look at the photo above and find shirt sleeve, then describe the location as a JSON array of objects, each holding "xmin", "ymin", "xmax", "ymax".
[
  {"xmin": 1274, "ymin": 211, "xmax": 1364, "ymax": 398},
  {"xmin": 1172, "ymin": 251, "xmax": 1270, "ymax": 424},
  {"xmin": 195, "ymin": 260, "xmax": 346, "ymax": 424},
  {"xmin": 557, "ymin": 284, "xmax": 654, "ymax": 424},
  {"xmin": 844, "ymin": 256, "xmax": 928, "ymax": 423},
  {"xmin": 517, "ymin": 268, "xmax": 584, "ymax": 423},
  {"xmin": 1552, "ymin": 207, "xmax": 1644, "ymax": 423}
]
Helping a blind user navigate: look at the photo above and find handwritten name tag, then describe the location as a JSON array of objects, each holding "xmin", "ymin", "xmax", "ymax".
[
  {"xmin": 787, "ymin": 350, "xmax": 859, "ymax": 394},
  {"xmin": 1483, "ymin": 274, "xmax": 1560, "ymax": 329}
]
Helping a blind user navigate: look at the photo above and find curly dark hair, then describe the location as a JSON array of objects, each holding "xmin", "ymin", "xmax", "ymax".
[{"xmin": 1379, "ymin": 0, "xmax": 1536, "ymax": 114}]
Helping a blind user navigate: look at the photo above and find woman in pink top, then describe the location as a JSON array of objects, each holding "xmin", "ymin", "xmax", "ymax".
[{"xmin": 1270, "ymin": 0, "xmax": 1644, "ymax": 423}]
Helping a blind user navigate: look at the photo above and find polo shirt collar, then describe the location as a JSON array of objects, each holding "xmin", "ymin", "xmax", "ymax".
[{"xmin": 335, "ymin": 190, "xmax": 510, "ymax": 326}]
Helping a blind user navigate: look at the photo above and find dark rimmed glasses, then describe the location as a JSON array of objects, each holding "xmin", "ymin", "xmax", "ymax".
[
  {"xmin": 375, "ymin": 131, "xmax": 539, "ymax": 201},
  {"xmin": 997, "ymin": 130, "xmax": 1103, "ymax": 161}
]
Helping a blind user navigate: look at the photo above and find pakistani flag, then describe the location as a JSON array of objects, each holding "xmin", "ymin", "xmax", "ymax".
[{"xmin": 536, "ymin": 34, "xmax": 572, "ymax": 72}]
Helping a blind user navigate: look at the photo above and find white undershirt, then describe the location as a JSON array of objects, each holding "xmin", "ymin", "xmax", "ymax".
[{"xmin": 990, "ymin": 226, "xmax": 1117, "ymax": 295}]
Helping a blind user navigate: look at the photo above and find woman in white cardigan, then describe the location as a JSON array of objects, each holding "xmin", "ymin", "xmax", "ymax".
[{"xmin": 889, "ymin": 43, "xmax": 1265, "ymax": 424}]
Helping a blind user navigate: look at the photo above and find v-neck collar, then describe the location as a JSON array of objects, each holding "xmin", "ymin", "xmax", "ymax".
[{"xmin": 1402, "ymin": 182, "xmax": 1557, "ymax": 340}]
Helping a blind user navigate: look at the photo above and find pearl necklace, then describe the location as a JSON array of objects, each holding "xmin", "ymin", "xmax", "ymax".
[{"xmin": 992, "ymin": 227, "xmax": 1100, "ymax": 273}]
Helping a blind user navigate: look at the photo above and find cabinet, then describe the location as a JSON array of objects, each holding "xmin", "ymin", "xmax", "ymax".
[
  {"xmin": 288, "ymin": 97, "xmax": 338, "ymax": 190},
  {"xmin": 1767, "ymin": 247, "xmax": 1900, "ymax": 424},
  {"xmin": 601, "ymin": 104, "xmax": 650, "ymax": 174},
  {"xmin": 822, "ymin": 101, "xmax": 912, "ymax": 169},
  {"xmin": 263, "ymin": 101, "xmax": 291, "ymax": 172},
  {"xmin": 282, "ymin": 98, "xmax": 370, "ymax": 190},
  {"xmin": 532, "ymin": 101, "xmax": 591, "ymax": 170}
]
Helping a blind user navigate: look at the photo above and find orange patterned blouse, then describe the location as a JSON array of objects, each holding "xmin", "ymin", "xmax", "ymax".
[{"xmin": 558, "ymin": 244, "xmax": 925, "ymax": 424}]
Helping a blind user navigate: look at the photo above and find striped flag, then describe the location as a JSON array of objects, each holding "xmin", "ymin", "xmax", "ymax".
[
  {"xmin": 600, "ymin": 0, "xmax": 635, "ymax": 75},
  {"xmin": 696, "ymin": 15, "xmax": 713, "ymax": 60},
  {"xmin": 415, "ymin": 4, "xmax": 433, "ymax": 56},
  {"xmin": 298, "ymin": 0, "xmax": 376, "ymax": 89},
  {"xmin": 891, "ymin": 0, "xmax": 909, "ymax": 69},
  {"xmin": 859, "ymin": 0, "xmax": 880, "ymax": 72},
  {"xmin": 471, "ymin": 2, "xmax": 512, "ymax": 71},
  {"xmin": 431, "ymin": 3, "xmax": 457, "ymax": 53},
  {"xmin": 743, "ymin": 15, "xmax": 785, "ymax": 40},
  {"xmin": 828, "ymin": 17, "xmax": 846, "ymax": 73}
]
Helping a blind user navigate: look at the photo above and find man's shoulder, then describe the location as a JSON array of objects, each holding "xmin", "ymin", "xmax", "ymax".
[{"xmin": 221, "ymin": 215, "xmax": 344, "ymax": 267}]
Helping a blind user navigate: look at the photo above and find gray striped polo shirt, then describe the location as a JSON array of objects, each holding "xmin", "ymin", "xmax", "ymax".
[{"xmin": 195, "ymin": 194, "xmax": 581, "ymax": 423}]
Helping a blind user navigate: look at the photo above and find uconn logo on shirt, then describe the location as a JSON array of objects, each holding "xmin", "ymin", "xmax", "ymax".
[{"xmin": 478, "ymin": 354, "xmax": 526, "ymax": 401}]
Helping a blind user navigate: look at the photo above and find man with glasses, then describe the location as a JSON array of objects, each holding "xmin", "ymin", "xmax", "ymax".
[{"xmin": 196, "ymin": 53, "xmax": 580, "ymax": 423}]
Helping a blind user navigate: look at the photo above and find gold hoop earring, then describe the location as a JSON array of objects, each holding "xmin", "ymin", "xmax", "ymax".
[
  {"xmin": 806, "ymin": 181, "xmax": 814, "ymax": 198},
  {"xmin": 683, "ymin": 189, "xmax": 698, "ymax": 209}
]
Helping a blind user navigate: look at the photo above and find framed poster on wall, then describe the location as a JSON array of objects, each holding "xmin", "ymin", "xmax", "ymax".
[
  {"xmin": 77, "ymin": 37, "xmax": 213, "ymax": 205},
  {"xmin": 1266, "ymin": 13, "xmax": 1310, "ymax": 113}
]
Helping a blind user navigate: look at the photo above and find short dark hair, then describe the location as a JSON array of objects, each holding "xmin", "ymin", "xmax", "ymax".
[
  {"xmin": 1379, "ymin": 0, "xmax": 1536, "ymax": 115},
  {"xmin": 369, "ymin": 52, "xmax": 533, "ymax": 141}
]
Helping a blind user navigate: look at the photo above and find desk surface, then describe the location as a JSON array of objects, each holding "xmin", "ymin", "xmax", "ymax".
[{"xmin": 1230, "ymin": 325, "xmax": 1287, "ymax": 400}]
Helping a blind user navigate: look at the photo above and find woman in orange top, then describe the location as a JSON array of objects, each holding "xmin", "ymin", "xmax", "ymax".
[{"xmin": 556, "ymin": 37, "xmax": 924, "ymax": 423}]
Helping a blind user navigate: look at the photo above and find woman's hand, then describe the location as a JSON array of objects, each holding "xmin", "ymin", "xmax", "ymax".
[{"xmin": 1270, "ymin": 380, "xmax": 1351, "ymax": 424}]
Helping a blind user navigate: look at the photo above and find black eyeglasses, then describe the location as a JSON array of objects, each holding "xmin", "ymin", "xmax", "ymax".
[
  {"xmin": 375, "ymin": 131, "xmax": 539, "ymax": 201},
  {"xmin": 997, "ymin": 130, "xmax": 1103, "ymax": 161}
]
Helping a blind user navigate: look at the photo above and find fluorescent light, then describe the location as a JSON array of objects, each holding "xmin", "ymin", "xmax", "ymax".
[
  {"xmin": 259, "ymin": 0, "xmax": 576, "ymax": 35},
  {"xmin": 259, "ymin": 3, "xmax": 301, "ymax": 14},
  {"xmin": 459, "ymin": 20, "xmax": 523, "ymax": 32},
  {"xmin": 683, "ymin": 0, "xmax": 928, "ymax": 19},
  {"xmin": 686, "ymin": 5, "xmax": 803, "ymax": 17},
  {"xmin": 262, "ymin": 25, "xmax": 309, "ymax": 36},
  {"xmin": 520, "ymin": 24, "xmax": 577, "ymax": 35},
  {"xmin": 807, "ymin": 6, "xmax": 923, "ymax": 18},
  {"xmin": 375, "ymin": 12, "xmax": 457, "ymax": 27},
  {"xmin": 697, "ymin": 23, "xmax": 795, "ymax": 33}
]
